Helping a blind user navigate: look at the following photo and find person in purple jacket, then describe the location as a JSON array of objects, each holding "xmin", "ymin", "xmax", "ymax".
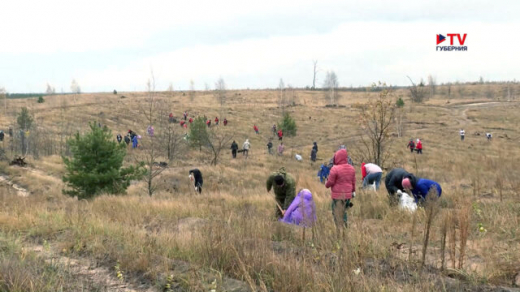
[
  {"xmin": 402, "ymin": 177, "xmax": 442, "ymax": 205},
  {"xmin": 279, "ymin": 189, "xmax": 317, "ymax": 227}
]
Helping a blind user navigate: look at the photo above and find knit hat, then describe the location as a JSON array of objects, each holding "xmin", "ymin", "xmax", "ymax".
[{"xmin": 402, "ymin": 178, "xmax": 412, "ymax": 190}]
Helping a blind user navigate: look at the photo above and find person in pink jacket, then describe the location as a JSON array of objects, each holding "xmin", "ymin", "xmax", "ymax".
[{"xmin": 325, "ymin": 149, "xmax": 356, "ymax": 230}]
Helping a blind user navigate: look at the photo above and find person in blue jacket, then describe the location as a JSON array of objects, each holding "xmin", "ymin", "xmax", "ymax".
[
  {"xmin": 317, "ymin": 164, "xmax": 330, "ymax": 183},
  {"xmin": 402, "ymin": 177, "xmax": 442, "ymax": 204}
]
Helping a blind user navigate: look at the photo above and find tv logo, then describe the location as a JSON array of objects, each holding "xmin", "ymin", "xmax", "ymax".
[{"xmin": 436, "ymin": 33, "xmax": 467, "ymax": 51}]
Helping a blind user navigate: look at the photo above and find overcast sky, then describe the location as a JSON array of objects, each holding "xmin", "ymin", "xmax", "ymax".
[{"xmin": 1, "ymin": 0, "xmax": 519, "ymax": 93}]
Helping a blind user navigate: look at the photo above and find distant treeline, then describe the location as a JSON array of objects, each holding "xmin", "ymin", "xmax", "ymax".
[{"xmin": 7, "ymin": 93, "xmax": 73, "ymax": 99}]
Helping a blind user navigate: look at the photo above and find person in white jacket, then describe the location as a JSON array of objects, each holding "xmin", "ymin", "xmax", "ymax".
[
  {"xmin": 460, "ymin": 129, "xmax": 465, "ymax": 141},
  {"xmin": 242, "ymin": 139, "xmax": 251, "ymax": 158}
]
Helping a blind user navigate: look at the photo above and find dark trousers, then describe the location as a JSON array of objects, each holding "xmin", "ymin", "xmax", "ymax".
[
  {"xmin": 194, "ymin": 181, "xmax": 203, "ymax": 194},
  {"xmin": 410, "ymin": 148, "xmax": 414, "ymax": 153},
  {"xmin": 461, "ymin": 135, "xmax": 464, "ymax": 141},
  {"xmin": 416, "ymin": 148, "xmax": 422, "ymax": 154},
  {"xmin": 232, "ymin": 150, "xmax": 237, "ymax": 158}
]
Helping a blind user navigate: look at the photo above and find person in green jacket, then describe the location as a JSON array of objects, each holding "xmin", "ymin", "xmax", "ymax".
[{"xmin": 266, "ymin": 167, "xmax": 297, "ymax": 219}]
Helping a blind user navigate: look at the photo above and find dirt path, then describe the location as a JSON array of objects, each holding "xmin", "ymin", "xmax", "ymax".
[
  {"xmin": 448, "ymin": 101, "xmax": 513, "ymax": 126},
  {"xmin": 0, "ymin": 174, "xmax": 30, "ymax": 197},
  {"xmin": 27, "ymin": 245, "xmax": 154, "ymax": 292}
]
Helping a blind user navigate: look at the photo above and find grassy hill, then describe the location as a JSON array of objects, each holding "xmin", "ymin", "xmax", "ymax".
[{"xmin": 0, "ymin": 84, "xmax": 519, "ymax": 291}]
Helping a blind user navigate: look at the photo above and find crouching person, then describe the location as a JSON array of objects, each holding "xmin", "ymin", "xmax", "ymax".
[
  {"xmin": 266, "ymin": 167, "xmax": 296, "ymax": 219},
  {"xmin": 402, "ymin": 177, "xmax": 442, "ymax": 205},
  {"xmin": 384, "ymin": 168, "xmax": 417, "ymax": 206},
  {"xmin": 361, "ymin": 162, "xmax": 383, "ymax": 190},
  {"xmin": 189, "ymin": 169, "xmax": 203, "ymax": 194},
  {"xmin": 279, "ymin": 189, "xmax": 317, "ymax": 227},
  {"xmin": 325, "ymin": 149, "xmax": 356, "ymax": 233}
]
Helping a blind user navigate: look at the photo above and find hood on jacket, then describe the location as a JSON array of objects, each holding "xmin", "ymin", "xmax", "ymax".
[
  {"xmin": 299, "ymin": 189, "xmax": 313, "ymax": 201},
  {"xmin": 333, "ymin": 149, "xmax": 348, "ymax": 165},
  {"xmin": 245, "ymin": 139, "xmax": 249, "ymax": 143}
]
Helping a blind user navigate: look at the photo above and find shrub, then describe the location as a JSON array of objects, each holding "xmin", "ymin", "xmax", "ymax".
[
  {"xmin": 62, "ymin": 122, "xmax": 145, "ymax": 199},
  {"xmin": 396, "ymin": 97, "xmax": 405, "ymax": 108},
  {"xmin": 278, "ymin": 113, "xmax": 297, "ymax": 137},
  {"xmin": 37, "ymin": 96, "xmax": 44, "ymax": 103},
  {"xmin": 189, "ymin": 117, "xmax": 209, "ymax": 151}
]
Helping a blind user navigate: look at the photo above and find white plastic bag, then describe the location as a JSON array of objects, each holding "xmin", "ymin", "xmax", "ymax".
[
  {"xmin": 295, "ymin": 154, "xmax": 302, "ymax": 161},
  {"xmin": 399, "ymin": 191, "xmax": 417, "ymax": 212}
]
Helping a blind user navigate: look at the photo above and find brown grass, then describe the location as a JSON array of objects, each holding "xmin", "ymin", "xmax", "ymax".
[{"xmin": 0, "ymin": 86, "xmax": 519, "ymax": 290}]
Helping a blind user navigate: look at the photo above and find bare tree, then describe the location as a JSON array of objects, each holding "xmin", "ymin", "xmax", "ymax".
[
  {"xmin": 160, "ymin": 123, "xmax": 184, "ymax": 162},
  {"xmin": 71, "ymin": 79, "xmax": 81, "ymax": 103},
  {"xmin": 323, "ymin": 71, "xmax": 339, "ymax": 105},
  {"xmin": 395, "ymin": 97, "xmax": 406, "ymax": 138},
  {"xmin": 427, "ymin": 75, "xmax": 436, "ymax": 100},
  {"xmin": 407, "ymin": 76, "xmax": 426, "ymax": 103},
  {"xmin": 312, "ymin": 60, "xmax": 318, "ymax": 90},
  {"xmin": 214, "ymin": 77, "xmax": 226, "ymax": 107},
  {"xmin": 0, "ymin": 87, "xmax": 6, "ymax": 116},
  {"xmin": 139, "ymin": 71, "xmax": 166, "ymax": 196},
  {"xmin": 206, "ymin": 128, "xmax": 233, "ymax": 165},
  {"xmin": 358, "ymin": 82, "xmax": 396, "ymax": 166},
  {"xmin": 167, "ymin": 83, "xmax": 174, "ymax": 98},
  {"xmin": 287, "ymin": 84, "xmax": 296, "ymax": 105},
  {"xmin": 46, "ymin": 83, "xmax": 55, "ymax": 95},
  {"xmin": 189, "ymin": 80, "xmax": 195, "ymax": 101},
  {"xmin": 278, "ymin": 79, "xmax": 285, "ymax": 115}
]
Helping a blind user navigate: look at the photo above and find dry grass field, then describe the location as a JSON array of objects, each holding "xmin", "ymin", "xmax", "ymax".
[{"xmin": 0, "ymin": 83, "xmax": 519, "ymax": 291}]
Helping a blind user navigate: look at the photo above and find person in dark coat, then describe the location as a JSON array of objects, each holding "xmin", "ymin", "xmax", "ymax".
[
  {"xmin": 0, "ymin": 130, "xmax": 4, "ymax": 142},
  {"xmin": 407, "ymin": 139, "xmax": 415, "ymax": 153},
  {"xmin": 230, "ymin": 140, "xmax": 239, "ymax": 158},
  {"xmin": 310, "ymin": 148, "xmax": 317, "ymax": 162},
  {"xmin": 312, "ymin": 142, "xmax": 318, "ymax": 153},
  {"xmin": 267, "ymin": 140, "xmax": 273, "ymax": 155},
  {"xmin": 124, "ymin": 134, "xmax": 131, "ymax": 145},
  {"xmin": 116, "ymin": 134, "xmax": 122, "ymax": 143},
  {"xmin": 384, "ymin": 168, "xmax": 417, "ymax": 206},
  {"xmin": 189, "ymin": 169, "xmax": 203, "ymax": 194}
]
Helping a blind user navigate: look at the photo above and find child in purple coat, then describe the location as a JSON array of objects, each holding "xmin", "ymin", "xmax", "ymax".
[{"xmin": 279, "ymin": 189, "xmax": 317, "ymax": 227}]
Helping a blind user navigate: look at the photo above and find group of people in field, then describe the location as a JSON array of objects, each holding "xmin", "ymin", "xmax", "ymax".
[
  {"xmin": 264, "ymin": 146, "xmax": 442, "ymax": 233},
  {"xmin": 460, "ymin": 128, "xmax": 492, "ymax": 141},
  {"xmin": 110, "ymin": 109, "xmax": 456, "ymax": 234},
  {"xmin": 188, "ymin": 142, "xmax": 443, "ymax": 236},
  {"xmin": 229, "ymin": 124, "xmax": 286, "ymax": 160},
  {"xmin": 407, "ymin": 138, "xmax": 423, "ymax": 154}
]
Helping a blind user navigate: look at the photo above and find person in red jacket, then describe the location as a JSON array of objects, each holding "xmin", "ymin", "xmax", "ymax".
[
  {"xmin": 278, "ymin": 129, "xmax": 283, "ymax": 141},
  {"xmin": 254, "ymin": 124, "xmax": 259, "ymax": 134},
  {"xmin": 416, "ymin": 139, "xmax": 423, "ymax": 154},
  {"xmin": 223, "ymin": 118, "xmax": 228, "ymax": 126},
  {"xmin": 189, "ymin": 117, "xmax": 193, "ymax": 124},
  {"xmin": 325, "ymin": 149, "xmax": 356, "ymax": 232},
  {"xmin": 215, "ymin": 117, "xmax": 219, "ymax": 125},
  {"xmin": 180, "ymin": 120, "xmax": 185, "ymax": 127},
  {"xmin": 206, "ymin": 120, "xmax": 211, "ymax": 127}
]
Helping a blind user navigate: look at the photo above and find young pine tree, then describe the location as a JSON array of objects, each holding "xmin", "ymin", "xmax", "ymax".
[
  {"xmin": 189, "ymin": 117, "xmax": 209, "ymax": 152},
  {"xmin": 278, "ymin": 113, "xmax": 297, "ymax": 137},
  {"xmin": 62, "ymin": 122, "xmax": 145, "ymax": 199}
]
